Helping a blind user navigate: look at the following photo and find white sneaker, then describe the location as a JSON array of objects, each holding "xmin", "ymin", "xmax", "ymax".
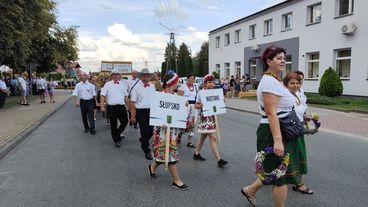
[{"xmin": 94, "ymin": 117, "xmax": 96, "ymax": 121}]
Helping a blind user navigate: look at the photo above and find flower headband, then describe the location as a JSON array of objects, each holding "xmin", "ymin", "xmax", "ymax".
[
  {"xmin": 203, "ymin": 74, "xmax": 215, "ymax": 83},
  {"xmin": 165, "ymin": 73, "xmax": 179, "ymax": 87}
]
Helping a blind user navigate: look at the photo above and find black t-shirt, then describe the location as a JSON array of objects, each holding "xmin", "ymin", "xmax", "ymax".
[{"xmin": 230, "ymin": 78, "xmax": 235, "ymax": 87}]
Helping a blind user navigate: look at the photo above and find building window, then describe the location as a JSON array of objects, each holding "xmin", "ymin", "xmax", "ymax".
[
  {"xmin": 249, "ymin": 59, "xmax": 257, "ymax": 79},
  {"xmin": 264, "ymin": 19, "xmax": 273, "ymax": 36},
  {"xmin": 307, "ymin": 52, "xmax": 320, "ymax": 78},
  {"xmin": 307, "ymin": 3, "xmax": 322, "ymax": 24},
  {"xmin": 235, "ymin": 61, "xmax": 241, "ymax": 77},
  {"xmin": 282, "ymin": 13, "xmax": 292, "ymax": 31},
  {"xmin": 215, "ymin": 64, "xmax": 221, "ymax": 76},
  {"xmin": 215, "ymin": 36, "xmax": 220, "ymax": 48},
  {"xmin": 249, "ymin": 24, "xmax": 256, "ymax": 39},
  {"xmin": 225, "ymin": 62, "xmax": 230, "ymax": 78},
  {"xmin": 282, "ymin": 56, "xmax": 292, "ymax": 78},
  {"xmin": 336, "ymin": 0, "xmax": 354, "ymax": 17},
  {"xmin": 335, "ymin": 49, "xmax": 351, "ymax": 78},
  {"xmin": 224, "ymin": 33, "xmax": 230, "ymax": 46},
  {"xmin": 234, "ymin": 30, "xmax": 241, "ymax": 43}
]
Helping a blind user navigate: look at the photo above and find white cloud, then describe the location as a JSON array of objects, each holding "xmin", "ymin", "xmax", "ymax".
[{"xmin": 107, "ymin": 23, "xmax": 141, "ymax": 44}]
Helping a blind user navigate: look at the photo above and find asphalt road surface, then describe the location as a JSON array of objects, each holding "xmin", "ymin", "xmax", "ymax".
[{"xmin": 0, "ymin": 100, "xmax": 367, "ymax": 207}]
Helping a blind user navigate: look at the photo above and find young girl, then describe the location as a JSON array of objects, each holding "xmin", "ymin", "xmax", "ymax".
[
  {"xmin": 193, "ymin": 74, "xmax": 228, "ymax": 168},
  {"xmin": 148, "ymin": 72, "xmax": 189, "ymax": 190}
]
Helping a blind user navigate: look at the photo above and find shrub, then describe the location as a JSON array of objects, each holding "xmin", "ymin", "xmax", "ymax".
[
  {"xmin": 318, "ymin": 67, "xmax": 343, "ymax": 97},
  {"xmin": 212, "ymin": 71, "xmax": 220, "ymax": 79}
]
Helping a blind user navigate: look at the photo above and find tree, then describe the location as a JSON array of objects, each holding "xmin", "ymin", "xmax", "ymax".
[
  {"xmin": 161, "ymin": 43, "xmax": 177, "ymax": 75},
  {"xmin": 194, "ymin": 42, "xmax": 208, "ymax": 77},
  {"xmin": 177, "ymin": 43, "xmax": 193, "ymax": 77},
  {"xmin": 318, "ymin": 67, "xmax": 343, "ymax": 97}
]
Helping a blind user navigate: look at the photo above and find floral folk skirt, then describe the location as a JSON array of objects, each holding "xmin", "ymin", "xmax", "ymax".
[
  {"xmin": 197, "ymin": 113, "xmax": 216, "ymax": 134},
  {"xmin": 153, "ymin": 126, "xmax": 179, "ymax": 164},
  {"xmin": 256, "ymin": 124, "xmax": 307, "ymax": 186}
]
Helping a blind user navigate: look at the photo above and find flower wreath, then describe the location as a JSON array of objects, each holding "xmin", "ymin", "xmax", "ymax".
[
  {"xmin": 255, "ymin": 147, "xmax": 289, "ymax": 185},
  {"xmin": 303, "ymin": 113, "xmax": 321, "ymax": 135}
]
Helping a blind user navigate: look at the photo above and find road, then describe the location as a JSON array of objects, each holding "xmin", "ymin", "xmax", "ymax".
[{"xmin": 0, "ymin": 100, "xmax": 367, "ymax": 207}]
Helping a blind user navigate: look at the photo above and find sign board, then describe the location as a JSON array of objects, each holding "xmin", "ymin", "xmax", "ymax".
[
  {"xmin": 149, "ymin": 91, "xmax": 187, "ymax": 128},
  {"xmin": 101, "ymin": 61, "xmax": 132, "ymax": 73},
  {"xmin": 200, "ymin": 88, "xmax": 226, "ymax": 116}
]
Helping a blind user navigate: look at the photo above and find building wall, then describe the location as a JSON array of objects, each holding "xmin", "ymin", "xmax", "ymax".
[{"xmin": 209, "ymin": 0, "xmax": 368, "ymax": 96}]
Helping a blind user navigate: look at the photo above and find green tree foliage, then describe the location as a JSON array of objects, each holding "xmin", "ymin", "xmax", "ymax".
[
  {"xmin": 212, "ymin": 71, "xmax": 220, "ymax": 79},
  {"xmin": 177, "ymin": 43, "xmax": 193, "ymax": 77},
  {"xmin": 318, "ymin": 67, "xmax": 343, "ymax": 97},
  {"xmin": 161, "ymin": 43, "xmax": 177, "ymax": 76},
  {"xmin": 194, "ymin": 42, "xmax": 208, "ymax": 77}
]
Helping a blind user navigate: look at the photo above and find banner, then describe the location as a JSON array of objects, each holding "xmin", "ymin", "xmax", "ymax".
[
  {"xmin": 149, "ymin": 91, "xmax": 187, "ymax": 128},
  {"xmin": 200, "ymin": 88, "xmax": 226, "ymax": 116}
]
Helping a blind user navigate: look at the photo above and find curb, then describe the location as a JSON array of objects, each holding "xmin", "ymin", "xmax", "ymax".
[{"xmin": 0, "ymin": 97, "xmax": 72, "ymax": 159}]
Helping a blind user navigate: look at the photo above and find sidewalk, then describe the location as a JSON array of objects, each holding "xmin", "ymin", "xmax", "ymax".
[
  {"xmin": 0, "ymin": 90, "xmax": 72, "ymax": 158},
  {"xmin": 225, "ymin": 98, "xmax": 368, "ymax": 139}
]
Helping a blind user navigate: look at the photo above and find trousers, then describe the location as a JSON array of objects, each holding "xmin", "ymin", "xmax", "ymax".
[
  {"xmin": 107, "ymin": 105, "xmax": 128, "ymax": 142},
  {"xmin": 80, "ymin": 99, "xmax": 95, "ymax": 131},
  {"xmin": 136, "ymin": 109, "xmax": 153, "ymax": 154}
]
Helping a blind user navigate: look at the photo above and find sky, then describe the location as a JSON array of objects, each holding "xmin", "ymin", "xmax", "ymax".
[{"xmin": 55, "ymin": 0, "xmax": 286, "ymax": 73}]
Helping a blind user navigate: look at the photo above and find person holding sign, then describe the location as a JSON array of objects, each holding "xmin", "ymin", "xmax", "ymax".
[
  {"xmin": 177, "ymin": 73, "xmax": 198, "ymax": 148},
  {"xmin": 130, "ymin": 68, "xmax": 155, "ymax": 160},
  {"xmin": 193, "ymin": 74, "xmax": 228, "ymax": 168},
  {"xmin": 148, "ymin": 72, "xmax": 189, "ymax": 191}
]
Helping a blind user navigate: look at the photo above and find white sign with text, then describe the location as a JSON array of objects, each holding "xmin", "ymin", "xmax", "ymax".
[
  {"xmin": 200, "ymin": 88, "xmax": 226, "ymax": 116},
  {"xmin": 149, "ymin": 91, "xmax": 187, "ymax": 128}
]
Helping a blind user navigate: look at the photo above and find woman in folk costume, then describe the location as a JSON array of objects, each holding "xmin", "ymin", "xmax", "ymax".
[
  {"xmin": 148, "ymin": 72, "xmax": 189, "ymax": 191},
  {"xmin": 193, "ymin": 74, "xmax": 228, "ymax": 168},
  {"xmin": 177, "ymin": 73, "xmax": 198, "ymax": 148}
]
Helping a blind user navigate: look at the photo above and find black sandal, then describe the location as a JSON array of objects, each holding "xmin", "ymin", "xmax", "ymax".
[
  {"xmin": 292, "ymin": 183, "xmax": 313, "ymax": 194},
  {"xmin": 186, "ymin": 143, "xmax": 196, "ymax": 148}
]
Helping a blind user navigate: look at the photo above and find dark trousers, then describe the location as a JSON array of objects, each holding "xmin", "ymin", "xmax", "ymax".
[
  {"xmin": 107, "ymin": 105, "xmax": 128, "ymax": 142},
  {"xmin": 136, "ymin": 109, "xmax": 153, "ymax": 154},
  {"xmin": 80, "ymin": 99, "xmax": 95, "ymax": 131},
  {"xmin": 0, "ymin": 92, "xmax": 6, "ymax": 108}
]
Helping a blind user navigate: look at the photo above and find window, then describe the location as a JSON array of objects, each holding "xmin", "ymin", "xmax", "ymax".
[
  {"xmin": 282, "ymin": 13, "xmax": 293, "ymax": 31},
  {"xmin": 249, "ymin": 59, "xmax": 257, "ymax": 79},
  {"xmin": 249, "ymin": 24, "xmax": 256, "ymax": 39},
  {"xmin": 215, "ymin": 36, "xmax": 220, "ymax": 48},
  {"xmin": 234, "ymin": 30, "xmax": 241, "ymax": 43},
  {"xmin": 235, "ymin": 62, "xmax": 241, "ymax": 77},
  {"xmin": 307, "ymin": 3, "xmax": 322, "ymax": 24},
  {"xmin": 215, "ymin": 64, "xmax": 221, "ymax": 76},
  {"xmin": 225, "ymin": 62, "xmax": 230, "ymax": 78},
  {"xmin": 224, "ymin": 33, "xmax": 230, "ymax": 46},
  {"xmin": 282, "ymin": 56, "xmax": 292, "ymax": 78},
  {"xmin": 335, "ymin": 49, "xmax": 351, "ymax": 78},
  {"xmin": 307, "ymin": 52, "xmax": 320, "ymax": 78},
  {"xmin": 264, "ymin": 19, "xmax": 273, "ymax": 36},
  {"xmin": 336, "ymin": 0, "xmax": 354, "ymax": 16}
]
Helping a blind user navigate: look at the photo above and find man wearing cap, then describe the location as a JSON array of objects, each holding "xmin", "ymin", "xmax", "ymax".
[
  {"xmin": 72, "ymin": 72, "xmax": 97, "ymax": 135},
  {"xmin": 100, "ymin": 69, "xmax": 129, "ymax": 148},
  {"xmin": 127, "ymin": 70, "xmax": 139, "ymax": 129},
  {"xmin": 130, "ymin": 68, "xmax": 155, "ymax": 160}
]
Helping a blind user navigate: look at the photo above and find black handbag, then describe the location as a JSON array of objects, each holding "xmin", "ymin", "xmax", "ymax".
[{"xmin": 261, "ymin": 106, "xmax": 304, "ymax": 141}]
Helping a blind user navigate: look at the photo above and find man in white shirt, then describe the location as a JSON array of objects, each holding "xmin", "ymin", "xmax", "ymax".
[
  {"xmin": 72, "ymin": 72, "xmax": 97, "ymax": 135},
  {"xmin": 127, "ymin": 70, "xmax": 140, "ymax": 129},
  {"xmin": 18, "ymin": 73, "xmax": 28, "ymax": 105},
  {"xmin": 37, "ymin": 75, "xmax": 48, "ymax": 103},
  {"xmin": 130, "ymin": 68, "xmax": 155, "ymax": 160},
  {"xmin": 100, "ymin": 69, "xmax": 129, "ymax": 148}
]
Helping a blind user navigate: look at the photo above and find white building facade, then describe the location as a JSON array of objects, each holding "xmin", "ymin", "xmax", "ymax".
[{"xmin": 209, "ymin": 0, "xmax": 368, "ymax": 96}]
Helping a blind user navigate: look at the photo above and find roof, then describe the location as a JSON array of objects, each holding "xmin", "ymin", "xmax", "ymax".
[{"xmin": 209, "ymin": 0, "xmax": 296, "ymax": 34}]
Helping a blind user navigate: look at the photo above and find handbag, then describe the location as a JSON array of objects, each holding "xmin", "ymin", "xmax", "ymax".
[{"xmin": 261, "ymin": 106, "xmax": 304, "ymax": 141}]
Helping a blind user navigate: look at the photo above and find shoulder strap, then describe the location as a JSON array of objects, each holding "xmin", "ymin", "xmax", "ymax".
[
  {"xmin": 129, "ymin": 80, "xmax": 140, "ymax": 94},
  {"xmin": 260, "ymin": 105, "xmax": 294, "ymax": 118}
]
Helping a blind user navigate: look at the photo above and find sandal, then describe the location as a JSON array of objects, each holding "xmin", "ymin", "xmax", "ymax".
[
  {"xmin": 241, "ymin": 188, "xmax": 256, "ymax": 207},
  {"xmin": 292, "ymin": 183, "xmax": 313, "ymax": 194},
  {"xmin": 186, "ymin": 143, "xmax": 196, "ymax": 148}
]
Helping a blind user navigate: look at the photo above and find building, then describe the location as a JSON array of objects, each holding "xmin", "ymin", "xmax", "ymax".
[{"xmin": 209, "ymin": 0, "xmax": 367, "ymax": 96}]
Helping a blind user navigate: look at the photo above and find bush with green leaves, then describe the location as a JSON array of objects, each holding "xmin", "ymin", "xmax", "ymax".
[
  {"xmin": 318, "ymin": 67, "xmax": 343, "ymax": 97},
  {"xmin": 212, "ymin": 71, "xmax": 220, "ymax": 79}
]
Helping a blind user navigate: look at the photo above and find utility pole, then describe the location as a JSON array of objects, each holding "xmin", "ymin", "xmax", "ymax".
[{"xmin": 159, "ymin": 23, "xmax": 178, "ymax": 74}]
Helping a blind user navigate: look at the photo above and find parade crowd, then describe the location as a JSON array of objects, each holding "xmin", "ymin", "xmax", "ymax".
[{"xmin": 71, "ymin": 45, "xmax": 315, "ymax": 207}]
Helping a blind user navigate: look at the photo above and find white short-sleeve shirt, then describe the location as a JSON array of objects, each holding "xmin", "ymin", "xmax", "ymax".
[
  {"xmin": 127, "ymin": 78, "xmax": 140, "ymax": 94},
  {"xmin": 257, "ymin": 75, "xmax": 295, "ymax": 123},
  {"xmin": 179, "ymin": 84, "xmax": 198, "ymax": 101},
  {"xmin": 100, "ymin": 80, "xmax": 128, "ymax": 105},
  {"xmin": 130, "ymin": 81, "xmax": 156, "ymax": 109},
  {"xmin": 295, "ymin": 89, "xmax": 308, "ymax": 122},
  {"xmin": 72, "ymin": 81, "xmax": 96, "ymax": 100}
]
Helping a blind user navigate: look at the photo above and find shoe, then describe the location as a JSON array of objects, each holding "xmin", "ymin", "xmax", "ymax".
[
  {"xmin": 129, "ymin": 122, "xmax": 132, "ymax": 126},
  {"xmin": 24, "ymin": 102, "xmax": 29, "ymax": 105},
  {"xmin": 115, "ymin": 141, "xmax": 122, "ymax": 148},
  {"xmin": 186, "ymin": 143, "xmax": 196, "ymax": 148},
  {"xmin": 193, "ymin": 153, "xmax": 206, "ymax": 161},
  {"xmin": 90, "ymin": 130, "xmax": 96, "ymax": 135},
  {"xmin": 217, "ymin": 159, "xmax": 228, "ymax": 168},
  {"xmin": 53, "ymin": 100, "xmax": 55, "ymax": 103},
  {"xmin": 292, "ymin": 184, "xmax": 314, "ymax": 194},
  {"xmin": 84, "ymin": 129, "xmax": 89, "ymax": 133},
  {"xmin": 120, "ymin": 135, "xmax": 125, "ymax": 140},
  {"xmin": 145, "ymin": 153, "xmax": 153, "ymax": 160},
  {"xmin": 172, "ymin": 182, "xmax": 189, "ymax": 191},
  {"xmin": 94, "ymin": 117, "xmax": 96, "ymax": 121},
  {"xmin": 148, "ymin": 164, "xmax": 157, "ymax": 179},
  {"xmin": 241, "ymin": 188, "xmax": 256, "ymax": 207},
  {"xmin": 176, "ymin": 136, "xmax": 181, "ymax": 144}
]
